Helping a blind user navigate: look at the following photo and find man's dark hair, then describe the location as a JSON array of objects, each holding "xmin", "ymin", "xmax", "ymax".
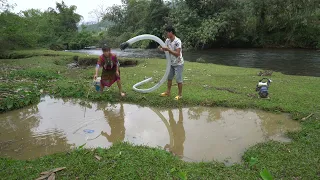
[
  {"xmin": 165, "ymin": 25, "xmax": 176, "ymax": 35},
  {"xmin": 102, "ymin": 44, "xmax": 110, "ymax": 52}
]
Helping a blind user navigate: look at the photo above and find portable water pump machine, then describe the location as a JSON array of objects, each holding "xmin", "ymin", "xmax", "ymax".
[{"xmin": 256, "ymin": 78, "xmax": 272, "ymax": 98}]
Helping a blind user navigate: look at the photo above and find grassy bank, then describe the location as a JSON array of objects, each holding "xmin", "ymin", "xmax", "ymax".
[{"xmin": 0, "ymin": 50, "xmax": 319, "ymax": 179}]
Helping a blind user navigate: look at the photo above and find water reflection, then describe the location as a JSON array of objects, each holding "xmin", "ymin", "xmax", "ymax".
[
  {"xmin": 0, "ymin": 96, "xmax": 301, "ymax": 164},
  {"xmin": 100, "ymin": 104, "xmax": 125, "ymax": 143},
  {"xmin": 187, "ymin": 107, "xmax": 222, "ymax": 122},
  {"xmin": 164, "ymin": 109, "xmax": 185, "ymax": 158},
  {"xmin": 0, "ymin": 103, "xmax": 72, "ymax": 159}
]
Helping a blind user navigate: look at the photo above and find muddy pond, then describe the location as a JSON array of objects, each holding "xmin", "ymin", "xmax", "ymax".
[{"xmin": 0, "ymin": 96, "xmax": 300, "ymax": 164}]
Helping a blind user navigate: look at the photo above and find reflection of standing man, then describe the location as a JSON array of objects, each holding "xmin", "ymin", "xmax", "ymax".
[
  {"xmin": 165, "ymin": 109, "xmax": 185, "ymax": 158},
  {"xmin": 101, "ymin": 104, "xmax": 125, "ymax": 143}
]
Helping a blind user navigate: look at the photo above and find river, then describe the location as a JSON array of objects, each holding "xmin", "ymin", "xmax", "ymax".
[{"xmin": 69, "ymin": 48, "xmax": 320, "ymax": 77}]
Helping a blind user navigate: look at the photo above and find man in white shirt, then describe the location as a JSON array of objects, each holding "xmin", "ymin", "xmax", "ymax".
[{"xmin": 160, "ymin": 25, "xmax": 184, "ymax": 100}]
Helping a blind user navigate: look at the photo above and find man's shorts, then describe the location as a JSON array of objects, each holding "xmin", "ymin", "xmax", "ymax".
[{"xmin": 168, "ymin": 64, "xmax": 184, "ymax": 83}]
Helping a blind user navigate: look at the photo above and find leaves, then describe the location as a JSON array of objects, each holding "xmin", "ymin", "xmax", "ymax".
[
  {"xmin": 260, "ymin": 168, "xmax": 273, "ymax": 180},
  {"xmin": 78, "ymin": 143, "xmax": 86, "ymax": 149},
  {"xmin": 171, "ymin": 167, "xmax": 187, "ymax": 180},
  {"xmin": 37, "ymin": 167, "xmax": 65, "ymax": 180},
  {"xmin": 177, "ymin": 171, "xmax": 187, "ymax": 180},
  {"xmin": 6, "ymin": 101, "xmax": 13, "ymax": 109},
  {"xmin": 24, "ymin": 99, "xmax": 30, "ymax": 105},
  {"xmin": 249, "ymin": 157, "xmax": 258, "ymax": 167},
  {"xmin": 170, "ymin": 167, "xmax": 176, "ymax": 173}
]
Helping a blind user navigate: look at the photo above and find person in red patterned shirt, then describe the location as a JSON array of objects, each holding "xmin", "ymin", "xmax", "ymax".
[{"xmin": 94, "ymin": 46, "xmax": 125, "ymax": 97}]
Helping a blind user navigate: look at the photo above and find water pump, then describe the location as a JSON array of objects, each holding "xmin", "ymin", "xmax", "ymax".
[{"xmin": 256, "ymin": 78, "xmax": 272, "ymax": 98}]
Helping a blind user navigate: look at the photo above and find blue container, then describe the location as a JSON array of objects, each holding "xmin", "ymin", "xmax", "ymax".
[
  {"xmin": 93, "ymin": 77, "xmax": 101, "ymax": 92},
  {"xmin": 95, "ymin": 84, "xmax": 100, "ymax": 91}
]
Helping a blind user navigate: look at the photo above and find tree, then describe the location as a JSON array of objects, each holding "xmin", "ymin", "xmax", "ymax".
[
  {"xmin": 89, "ymin": 4, "xmax": 107, "ymax": 23},
  {"xmin": 251, "ymin": 0, "xmax": 320, "ymax": 47},
  {"xmin": 102, "ymin": 0, "xmax": 151, "ymax": 47},
  {"xmin": 0, "ymin": 0, "xmax": 15, "ymax": 12},
  {"xmin": 0, "ymin": 1, "xmax": 84, "ymax": 51},
  {"xmin": 145, "ymin": 0, "xmax": 170, "ymax": 39},
  {"xmin": 54, "ymin": 1, "xmax": 82, "ymax": 47},
  {"xmin": 185, "ymin": 0, "xmax": 236, "ymax": 17}
]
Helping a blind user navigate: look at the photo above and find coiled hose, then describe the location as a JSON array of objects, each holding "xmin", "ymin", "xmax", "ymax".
[{"xmin": 120, "ymin": 34, "xmax": 171, "ymax": 93}]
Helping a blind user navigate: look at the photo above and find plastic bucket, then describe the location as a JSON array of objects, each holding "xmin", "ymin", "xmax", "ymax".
[{"xmin": 94, "ymin": 77, "xmax": 101, "ymax": 91}]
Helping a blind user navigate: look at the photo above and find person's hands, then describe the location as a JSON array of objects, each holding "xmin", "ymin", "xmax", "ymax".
[
  {"xmin": 161, "ymin": 47, "xmax": 169, "ymax": 51},
  {"xmin": 116, "ymin": 71, "xmax": 120, "ymax": 77},
  {"xmin": 94, "ymin": 74, "xmax": 98, "ymax": 80}
]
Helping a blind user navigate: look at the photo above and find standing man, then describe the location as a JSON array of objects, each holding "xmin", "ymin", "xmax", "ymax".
[{"xmin": 160, "ymin": 25, "xmax": 184, "ymax": 100}]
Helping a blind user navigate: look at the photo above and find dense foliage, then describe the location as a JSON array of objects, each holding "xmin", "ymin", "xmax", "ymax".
[
  {"xmin": 1, "ymin": 0, "xmax": 319, "ymax": 50},
  {"xmin": 102, "ymin": 0, "xmax": 320, "ymax": 49},
  {"xmin": 0, "ymin": 1, "xmax": 97, "ymax": 51}
]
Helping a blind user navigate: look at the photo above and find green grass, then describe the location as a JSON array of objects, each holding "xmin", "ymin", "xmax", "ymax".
[
  {"xmin": 0, "ymin": 50, "xmax": 320, "ymax": 179},
  {"xmin": 0, "ymin": 143, "xmax": 257, "ymax": 179}
]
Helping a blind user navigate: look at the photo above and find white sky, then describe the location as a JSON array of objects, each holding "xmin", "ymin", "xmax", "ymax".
[{"xmin": 11, "ymin": 0, "xmax": 122, "ymax": 22}]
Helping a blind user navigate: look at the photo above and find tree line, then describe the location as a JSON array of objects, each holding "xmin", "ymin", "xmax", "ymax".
[
  {"xmin": 102, "ymin": 0, "xmax": 320, "ymax": 49},
  {"xmin": 0, "ymin": 1, "xmax": 97, "ymax": 51},
  {"xmin": 1, "ymin": 0, "xmax": 319, "ymax": 51}
]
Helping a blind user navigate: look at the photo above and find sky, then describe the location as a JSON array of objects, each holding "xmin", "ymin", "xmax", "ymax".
[{"xmin": 11, "ymin": 0, "xmax": 122, "ymax": 22}]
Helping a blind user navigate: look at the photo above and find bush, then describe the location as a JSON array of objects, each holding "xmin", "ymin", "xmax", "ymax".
[
  {"xmin": 69, "ymin": 42, "xmax": 81, "ymax": 50},
  {"xmin": 49, "ymin": 43, "xmax": 65, "ymax": 51},
  {"xmin": 77, "ymin": 55, "xmax": 98, "ymax": 66}
]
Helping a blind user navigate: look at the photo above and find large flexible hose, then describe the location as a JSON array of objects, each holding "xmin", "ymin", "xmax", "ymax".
[{"xmin": 120, "ymin": 34, "xmax": 171, "ymax": 93}]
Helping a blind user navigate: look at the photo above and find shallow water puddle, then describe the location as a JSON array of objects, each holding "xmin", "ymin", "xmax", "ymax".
[{"xmin": 0, "ymin": 96, "xmax": 300, "ymax": 164}]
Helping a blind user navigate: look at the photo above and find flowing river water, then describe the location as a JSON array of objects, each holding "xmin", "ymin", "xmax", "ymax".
[{"xmin": 69, "ymin": 48, "xmax": 320, "ymax": 77}]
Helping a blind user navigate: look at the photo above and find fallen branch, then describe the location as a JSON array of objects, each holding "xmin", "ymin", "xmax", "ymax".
[
  {"xmin": 95, "ymin": 155, "xmax": 102, "ymax": 161},
  {"xmin": 36, "ymin": 167, "xmax": 66, "ymax": 180},
  {"xmin": 301, "ymin": 113, "xmax": 314, "ymax": 121}
]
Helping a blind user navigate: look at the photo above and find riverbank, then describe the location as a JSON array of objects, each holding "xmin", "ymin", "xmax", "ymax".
[
  {"xmin": 0, "ymin": 50, "xmax": 319, "ymax": 179},
  {"xmin": 69, "ymin": 48, "xmax": 320, "ymax": 77}
]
